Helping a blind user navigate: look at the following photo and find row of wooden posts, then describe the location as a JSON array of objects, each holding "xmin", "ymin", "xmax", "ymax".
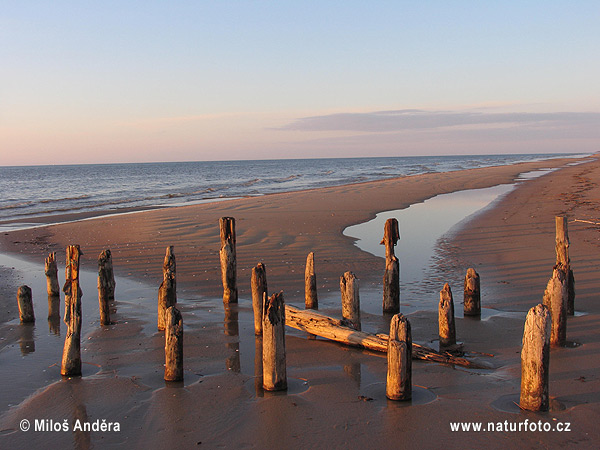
[{"xmin": 14, "ymin": 215, "xmax": 575, "ymax": 407}]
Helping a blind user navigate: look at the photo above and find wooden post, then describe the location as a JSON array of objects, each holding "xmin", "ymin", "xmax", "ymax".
[
  {"xmin": 262, "ymin": 291, "xmax": 287, "ymax": 391},
  {"xmin": 340, "ymin": 271, "xmax": 361, "ymax": 331},
  {"xmin": 164, "ymin": 306, "xmax": 183, "ymax": 382},
  {"xmin": 305, "ymin": 252, "xmax": 318, "ymax": 310},
  {"xmin": 251, "ymin": 262, "xmax": 268, "ymax": 335},
  {"xmin": 381, "ymin": 218, "xmax": 400, "ymax": 314},
  {"xmin": 543, "ymin": 267, "xmax": 567, "ymax": 347},
  {"xmin": 520, "ymin": 303, "xmax": 551, "ymax": 411},
  {"xmin": 555, "ymin": 216, "xmax": 575, "ymax": 315},
  {"xmin": 386, "ymin": 314, "xmax": 412, "ymax": 400},
  {"xmin": 17, "ymin": 285, "xmax": 35, "ymax": 323},
  {"xmin": 61, "ymin": 245, "xmax": 83, "ymax": 377},
  {"xmin": 219, "ymin": 217, "xmax": 237, "ymax": 303},
  {"xmin": 438, "ymin": 283, "xmax": 456, "ymax": 350},
  {"xmin": 98, "ymin": 249, "xmax": 115, "ymax": 326},
  {"xmin": 158, "ymin": 246, "xmax": 177, "ymax": 331},
  {"xmin": 45, "ymin": 252, "xmax": 60, "ymax": 320},
  {"xmin": 463, "ymin": 268, "xmax": 481, "ymax": 316}
]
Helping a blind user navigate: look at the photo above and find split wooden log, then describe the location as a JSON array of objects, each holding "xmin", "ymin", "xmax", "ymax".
[
  {"xmin": 520, "ymin": 303, "xmax": 551, "ymax": 411},
  {"xmin": 555, "ymin": 216, "xmax": 575, "ymax": 315},
  {"xmin": 263, "ymin": 291, "xmax": 287, "ymax": 391},
  {"xmin": 61, "ymin": 245, "xmax": 83, "ymax": 377},
  {"xmin": 381, "ymin": 218, "xmax": 400, "ymax": 314},
  {"xmin": 164, "ymin": 306, "xmax": 183, "ymax": 382},
  {"xmin": 463, "ymin": 268, "xmax": 481, "ymax": 316},
  {"xmin": 340, "ymin": 271, "xmax": 361, "ymax": 331},
  {"xmin": 17, "ymin": 285, "xmax": 35, "ymax": 323},
  {"xmin": 219, "ymin": 217, "xmax": 237, "ymax": 304},
  {"xmin": 158, "ymin": 246, "xmax": 177, "ymax": 331},
  {"xmin": 543, "ymin": 267, "xmax": 568, "ymax": 347},
  {"xmin": 438, "ymin": 283, "xmax": 456, "ymax": 351},
  {"xmin": 305, "ymin": 252, "xmax": 318, "ymax": 310},
  {"xmin": 285, "ymin": 305, "xmax": 487, "ymax": 369},
  {"xmin": 97, "ymin": 249, "xmax": 115, "ymax": 326},
  {"xmin": 387, "ymin": 314, "xmax": 412, "ymax": 400},
  {"xmin": 251, "ymin": 262, "xmax": 268, "ymax": 335},
  {"xmin": 45, "ymin": 252, "xmax": 60, "ymax": 320}
]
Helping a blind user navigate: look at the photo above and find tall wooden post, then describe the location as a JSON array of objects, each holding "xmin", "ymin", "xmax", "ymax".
[
  {"xmin": 438, "ymin": 283, "xmax": 456, "ymax": 351},
  {"xmin": 17, "ymin": 285, "xmax": 35, "ymax": 323},
  {"xmin": 44, "ymin": 252, "xmax": 60, "ymax": 320},
  {"xmin": 158, "ymin": 246, "xmax": 177, "ymax": 331},
  {"xmin": 340, "ymin": 271, "xmax": 361, "ymax": 331},
  {"xmin": 543, "ymin": 267, "xmax": 567, "ymax": 347},
  {"xmin": 555, "ymin": 216, "xmax": 575, "ymax": 315},
  {"xmin": 381, "ymin": 218, "xmax": 400, "ymax": 314},
  {"xmin": 220, "ymin": 217, "xmax": 237, "ymax": 304},
  {"xmin": 61, "ymin": 245, "xmax": 83, "ymax": 377},
  {"xmin": 251, "ymin": 262, "xmax": 268, "ymax": 335},
  {"xmin": 463, "ymin": 268, "xmax": 481, "ymax": 316},
  {"xmin": 386, "ymin": 314, "xmax": 412, "ymax": 400},
  {"xmin": 520, "ymin": 303, "xmax": 551, "ymax": 411},
  {"xmin": 164, "ymin": 306, "xmax": 183, "ymax": 382},
  {"xmin": 305, "ymin": 252, "xmax": 318, "ymax": 310},
  {"xmin": 98, "ymin": 249, "xmax": 115, "ymax": 326},
  {"xmin": 263, "ymin": 291, "xmax": 287, "ymax": 391}
]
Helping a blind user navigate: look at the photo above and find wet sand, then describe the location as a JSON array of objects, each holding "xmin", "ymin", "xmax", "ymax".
[{"xmin": 1, "ymin": 155, "xmax": 599, "ymax": 449}]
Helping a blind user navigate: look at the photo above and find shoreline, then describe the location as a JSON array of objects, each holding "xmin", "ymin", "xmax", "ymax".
[{"xmin": 1, "ymin": 154, "xmax": 599, "ymax": 448}]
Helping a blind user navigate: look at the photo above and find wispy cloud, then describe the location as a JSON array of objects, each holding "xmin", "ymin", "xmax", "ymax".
[{"xmin": 278, "ymin": 109, "xmax": 600, "ymax": 133}]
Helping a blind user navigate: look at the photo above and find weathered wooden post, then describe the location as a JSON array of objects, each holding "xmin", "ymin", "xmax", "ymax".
[
  {"xmin": 220, "ymin": 217, "xmax": 237, "ymax": 304},
  {"xmin": 98, "ymin": 249, "xmax": 115, "ymax": 326},
  {"xmin": 61, "ymin": 245, "xmax": 83, "ymax": 377},
  {"xmin": 305, "ymin": 252, "xmax": 318, "ymax": 310},
  {"xmin": 262, "ymin": 291, "xmax": 287, "ymax": 391},
  {"xmin": 158, "ymin": 246, "xmax": 177, "ymax": 331},
  {"xmin": 543, "ymin": 267, "xmax": 568, "ymax": 347},
  {"xmin": 164, "ymin": 306, "xmax": 183, "ymax": 382},
  {"xmin": 520, "ymin": 303, "xmax": 551, "ymax": 411},
  {"xmin": 340, "ymin": 271, "xmax": 361, "ymax": 331},
  {"xmin": 555, "ymin": 216, "xmax": 575, "ymax": 315},
  {"xmin": 386, "ymin": 313, "xmax": 412, "ymax": 401},
  {"xmin": 463, "ymin": 268, "xmax": 481, "ymax": 316},
  {"xmin": 251, "ymin": 262, "xmax": 268, "ymax": 335},
  {"xmin": 438, "ymin": 283, "xmax": 456, "ymax": 351},
  {"xmin": 17, "ymin": 285, "xmax": 35, "ymax": 323},
  {"xmin": 381, "ymin": 218, "xmax": 400, "ymax": 314},
  {"xmin": 44, "ymin": 252, "xmax": 60, "ymax": 319}
]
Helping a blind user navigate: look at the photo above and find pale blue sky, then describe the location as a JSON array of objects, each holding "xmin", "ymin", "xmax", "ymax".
[{"xmin": 1, "ymin": 1, "xmax": 599, "ymax": 165}]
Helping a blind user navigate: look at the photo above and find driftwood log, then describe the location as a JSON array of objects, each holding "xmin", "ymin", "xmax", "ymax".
[
  {"xmin": 305, "ymin": 252, "xmax": 318, "ymax": 310},
  {"xmin": 438, "ymin": 283, "xmax": 456, "ymax": 351},
  {"xmin": 285, "ymin": 305, "xmax": 487, "ymax": 369},
  {"xmin": 251, "ymin": 262, "xmax": 267, "ymax": 335},
  {"xmin": 44, "ymin": 252, "xmax": 60, "ymax": 320},
  {"xmin": 61, "ymin": 245, "xmax": 83, "ymax": 377},
  {"xmin": 463, "ymin": 268, "xmax": 481, "ymax": 316},
  {"xmin": 520, "ymin": 303, "xmax": 551, "ymax": 411},
  {"xmin": 542, "ymin": 267, "xmax": 567, "ymax": 347},
  {"xmin": 386, "ymin": 314, "xmax": 411, "ymax": 400},
  {"xmin": 219, "ymin": 217, "xmax": 237, "ymax": 304},
  {"xmin": 340, "ymin": 271, "xmax": 360, "ymax": 330}
]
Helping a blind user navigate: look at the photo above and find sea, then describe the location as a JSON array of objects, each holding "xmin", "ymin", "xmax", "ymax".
[{"xmin": 0, "ymin": 153, "xmax": 586, "ymax": 229}]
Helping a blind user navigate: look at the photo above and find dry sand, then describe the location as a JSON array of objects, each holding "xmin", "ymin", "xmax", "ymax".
[{"xmin": 0, "ymin": 155, "xmax": 599, "ymax": 449}]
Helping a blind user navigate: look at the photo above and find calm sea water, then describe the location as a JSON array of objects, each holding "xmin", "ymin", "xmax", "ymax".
[{"xmin": 0, "ymin": 153, "xmax": 581, "ymax": 226}]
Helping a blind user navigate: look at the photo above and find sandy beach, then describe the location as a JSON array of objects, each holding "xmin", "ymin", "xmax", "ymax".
[{"xmin": 1, "ymin": 155, "xmax": 599, "ymax": 449}]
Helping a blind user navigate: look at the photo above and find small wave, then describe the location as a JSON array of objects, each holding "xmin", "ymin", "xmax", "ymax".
[
  {"xmin": 39, "ymin": 194, "xmax": 90, "ymax": 204},
  {"xmin": 274, "ymin": 174, "xmax": 303, "ymax": 183},
  {"xmin": 241, "ymin": 178, "xmax": 261, "ymax": 187}
]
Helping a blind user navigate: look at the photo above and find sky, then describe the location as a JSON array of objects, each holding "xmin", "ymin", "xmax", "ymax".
[{"xmin": 1, "ymin": 1, "xmax": 599, "ymax": 165}]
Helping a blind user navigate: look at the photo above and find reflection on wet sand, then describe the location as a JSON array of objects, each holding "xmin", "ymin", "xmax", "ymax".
[
  {"xmin": 254, "ymin": 336, "xmax": 264, "ymax": 397},
  {"xmin": 224, "ymin": 305, "xmax": 240, "ymax": 373},
  {"xmin": 18, "ymin": 323, "xmax": 35, "ymax": 355},
  {"xmin": 69, "ymin": 380, "xmax": 91, "ymax": 450},
  {"xmin": 48, "ymin": 294, "xmax": 61, "ymax": 335}
]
